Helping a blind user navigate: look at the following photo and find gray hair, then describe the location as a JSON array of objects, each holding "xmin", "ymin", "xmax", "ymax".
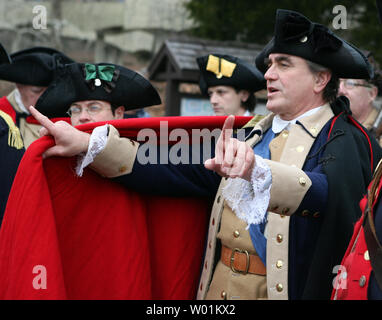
[{"xmin": 306, "ymin": 60, "xmax": 339, "ymax": 103}]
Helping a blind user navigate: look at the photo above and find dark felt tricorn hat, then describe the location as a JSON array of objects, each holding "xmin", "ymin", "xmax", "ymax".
[
  {"xmin": 196, "ymin": 54, "xmax": 266, "ymax": 95},
  {"xmin": 255, "ymin": 9, "xmax": 373, "ymax": 79},
  {"xmin": 35, "ymin": 62, "xmax": 161, "ymax": 118},
  {"xmin": 0, "ymin": 47, "xmax": 74, "ymax": 86}
]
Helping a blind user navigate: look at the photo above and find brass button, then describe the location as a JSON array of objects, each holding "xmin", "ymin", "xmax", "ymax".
[
  {"xmin": 301, "ymin": 210, "xmax": 310, "ymax": 217},
  {"xmin": 359, "ymin": 275, "xmax": 366, "ymax": 288},
  {"xmin": 299, "ymin": 177, "xmax": 307, "ymax": 186},
  {"xmin": 221, "ymin": 290, "xmax": 227, "ymax": 299},
  {"xmin": 313, "ymin": 212, "xmax": 320, "ymax": 218},
  {"xmin": 282, "ymin": 131, "xmax": 289, "ymax": 138},
  {"xmin": 364, "ymin": 250, "xmax": 370, "ymax": 261},
  {"xmin": 233, "ymin": 230, "xmax": 240, "ymax": 238},
  {"xmin": 280, "ymin": 214, "xmax": 286, "ymax": 219},
  {"xmin": 276, "ymin": 260, "xmax": 283, "ymax": 269},
  {"xmin": 119, "ymin": 165, "xmax": 127, "ymax": 173},
  {"xmin": 276, "ymin": 283, "xmax": 283, "ymax": 292},
  {"xmin": 276, "ymin": 234, "xmax": 283, "ymax": 243},
  {"xmin": 310, "ymin": 127, "xmax": 318, "ymax": 135},
  {"xmin": 296, "ymin": 146, "xmax": 304, "ymax": 153},
  {"xmin": 282, "ymin": 207, "xmax": 290, "ymax": 215}
]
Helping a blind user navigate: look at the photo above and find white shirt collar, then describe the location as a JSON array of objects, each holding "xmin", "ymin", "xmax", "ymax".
[
  {"xmin": 272, "ymin": 106, "xmax": 322, "ymax": 134},
  {"xmin": 14, "ymin": 88, "xmax": 29, "ymax": 114}
]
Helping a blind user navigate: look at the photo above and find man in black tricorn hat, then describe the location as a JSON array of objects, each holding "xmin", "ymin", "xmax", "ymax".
[
  {"xmin": 0, "ymin": 47, "xmax": 74, "ymax": 147},
  {"xmin": 35, "ymin": 61, "xmax": 160, "ymax": 127},
  {"xmin": 34, "ymin": 61, "xmax": 161, "ymax": 174},
  {"xmin": 196, "ymin": 53, "xmax": 265, "ymax": 117},
  {"xmin": 0, "ymin": 43, "xmax": 25, "ymax": 226},
  {"xmin": 338, "ymin": 51, "xmax": 382, "ymax": 144},
  {"xmin": 28, "ymin": 9, "xmax": 382, "ymax": 300}
]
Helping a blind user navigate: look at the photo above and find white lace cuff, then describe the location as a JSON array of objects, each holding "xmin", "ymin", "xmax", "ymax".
[
  {"xmin": 222, "ymin": 155, "xmax": 272, "ymax": 227},
  {"xmin": 76, "ymin": 124, "xmax": 109, "ymax": 176}
]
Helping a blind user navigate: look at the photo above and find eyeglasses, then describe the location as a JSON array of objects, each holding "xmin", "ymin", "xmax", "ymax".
[
  {"xmin": 340, "ymin": 79, "xmax": 373, "ymax": 90},
  {"xmin": 67, "ymin": 104, "xmax": 111, "ymax": 117}
]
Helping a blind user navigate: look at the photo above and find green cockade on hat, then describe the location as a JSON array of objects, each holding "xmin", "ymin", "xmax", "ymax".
[{"xmin": 83, "ymin": 63, "xmax": 119, "ymax": 92}]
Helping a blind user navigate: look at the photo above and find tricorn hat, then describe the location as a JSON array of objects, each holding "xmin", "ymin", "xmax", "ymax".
[
  {"xmin": 0, "ymin": 47, "xmax": 74, "ymax": 86},
  {"xmin": 35, "ymin": 62, "xmax": 161, "ymax": 118},
  {"xmin": 196, "ymin": 54, "xmax": 266, "ymax": 95},
  {"xmin": 255, "ymin": 9, "xmax": 373, "ymax": 79}
]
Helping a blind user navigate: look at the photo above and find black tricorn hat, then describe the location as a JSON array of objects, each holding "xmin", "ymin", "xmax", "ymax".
[
  {"xmin": 255, "ymin": 9, "xmax": 373, "ymax": 79},
  {"xmin": 0, "ymin": 47, "xmax": 74, "ymax": 86},
  {"xmin": 196, "ymin": 54, "xmax": 266, "ymax": 95},
  {"xmin": 35, "ymin": 62, "xmax": 161, "ymax": 118}
]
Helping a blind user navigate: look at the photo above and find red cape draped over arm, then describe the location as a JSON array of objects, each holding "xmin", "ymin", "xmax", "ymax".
[{"xmin": 0, "ymin": 116, "xmax": 251, "ymax": 300}]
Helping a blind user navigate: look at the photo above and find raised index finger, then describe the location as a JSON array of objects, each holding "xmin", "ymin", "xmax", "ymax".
[
  {"xmin": 29, "ymin": 106, "xmax": 56, "ymax": 134},
  {"xmin": 215, "ymin": 115, "xmax": 235, "ymax": 164},
  {"xmin": 221, "ymin": 115, "xmax": 235, "ymax": 142}
]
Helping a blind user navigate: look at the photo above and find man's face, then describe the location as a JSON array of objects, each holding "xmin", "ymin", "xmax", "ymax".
[
  {"xmin": 338, "ymin": 79, "xmax": 377, "ymax": 122},
  {"xmin": 16, "ymin": 84, "xmax": 47, "ymax": 108},
  {"xmin": 207, "ymin": 85, "xmax": 249, "ymax": 116},
  {"xmin": 68, "ymin": 100, "xmax": 124, "ymax": 126},
  {"xmin": 264, "ymin": 53, "xmax": 319, "ymax": 120}
]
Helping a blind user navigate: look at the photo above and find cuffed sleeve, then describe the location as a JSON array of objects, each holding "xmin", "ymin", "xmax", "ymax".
[
  {"xmin": 264, "ymin": 159, "xmax": 312, "ymax": 215},
  {"xmin": 222, "ymin": 155, "xmax": 272, "ymax": 226},
  {"xmin": 89, "ymin": 124, "xmax": 139, "ymax": 178}
]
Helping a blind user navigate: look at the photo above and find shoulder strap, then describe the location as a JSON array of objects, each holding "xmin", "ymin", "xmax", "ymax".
[{"xmin": 0, "ymin": 110, "xmax": 24, "ymax": 149}]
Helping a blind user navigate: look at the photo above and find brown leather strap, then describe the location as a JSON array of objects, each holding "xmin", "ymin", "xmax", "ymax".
[
  {"xmin": 364, "ymin": 211, "xmax": 382, "ymax": 289},
  {"xmin": 364, "ymin": 158, "xmax": 382, "ymax": 289},
  {"xmin": 221, "ymin": 245, "xmax": 266, "ymax": 276}
]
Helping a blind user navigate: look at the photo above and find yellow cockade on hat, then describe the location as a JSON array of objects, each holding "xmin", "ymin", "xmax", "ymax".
[
  {"xmin": 0, "ymin": 110, "xmax": 23, "ymax": 149},
  {"xmin": 206, "ymin": 55, "xmax": 236, "ymax": 79}
]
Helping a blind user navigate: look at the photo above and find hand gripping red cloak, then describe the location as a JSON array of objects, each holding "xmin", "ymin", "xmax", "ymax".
[{"xmin": 0, "ymin": 116, "xmax": 251, "ymax": 300}]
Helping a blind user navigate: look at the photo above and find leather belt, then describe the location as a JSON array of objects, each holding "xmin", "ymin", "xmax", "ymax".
[{"xmin": 221, "ymin": 245, "xmax": 266, "ymax": 275}]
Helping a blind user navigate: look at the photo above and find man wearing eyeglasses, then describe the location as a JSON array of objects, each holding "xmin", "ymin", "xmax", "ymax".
[
  {"xmin": 338, "ymin": 53, "xmax": 381, "ymax": 143},
  {"xmin": 35, "ymin": 62, "xmax": 159, "ymax": 127},
  {"xmin": 67, "ymin": 100, "xmax": 125, "ymax": 126}
]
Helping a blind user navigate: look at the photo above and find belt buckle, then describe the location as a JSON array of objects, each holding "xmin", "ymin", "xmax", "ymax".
[{"xmin": 230, "ymin": 248, "xmax": 249, "ymax": 275}]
